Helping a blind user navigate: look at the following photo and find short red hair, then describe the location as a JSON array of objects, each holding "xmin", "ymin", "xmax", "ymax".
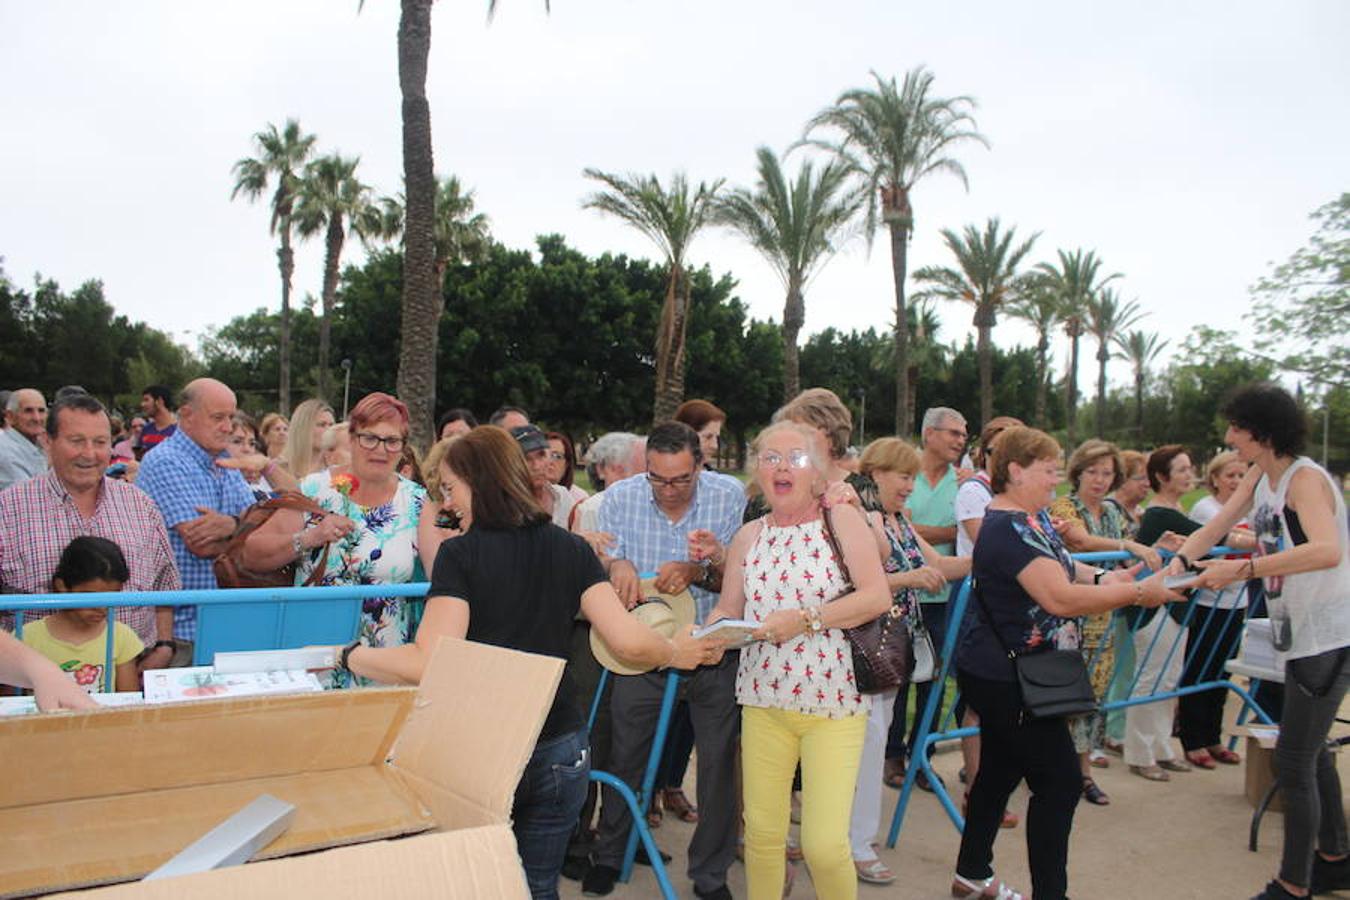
[{"xmin": 348, "ymin": 392, "xmax": 409, "ymax": 436}]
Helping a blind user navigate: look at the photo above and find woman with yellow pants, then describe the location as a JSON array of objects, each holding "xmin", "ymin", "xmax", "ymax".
[{"xmin": 707, "ymin": 421, "xmax": 890, "ymax": 899}]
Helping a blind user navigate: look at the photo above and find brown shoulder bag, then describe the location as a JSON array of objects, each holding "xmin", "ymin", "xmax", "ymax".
[{"xmin": 214, "ymin": 491, "xmax": 332, "ymax": 589}]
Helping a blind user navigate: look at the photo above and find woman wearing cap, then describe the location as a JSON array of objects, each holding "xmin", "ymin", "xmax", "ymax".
[
  {"xmin": 341, "ymin": 424, "xmax": 719, "ymax": 900},
  {"xmin": 708, "ymin": 420, "xmax": 890, "ymax": 900}
]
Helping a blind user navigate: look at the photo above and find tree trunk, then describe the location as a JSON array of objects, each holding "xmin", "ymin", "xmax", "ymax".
[
  {"xmin": 1134, "ymin": 370, "xmax": 1144, "ymax": 441},
  {"xmin": 276, "ymin": 229, "xmax": 294, "ymax": 416},
  {"xmin": 781, "ymin": 279, "xmax": 805, "ymax": 402},
  {"xmin": 317, "ymin": 216, "xmax": 345, "ymax": 402},
  {"xmin": 1095, "ymin": 341, "xmax": 1109, "ymax": 438},
  {"xmin": 1033, "ymin": 332, "xmax": 1049, "ymax": 426},
  {"xmin": 887, "ymin": 214, "xmax": 912, "ymax": 436},
  {"xmin": 974, "ymin": 303, "xmax": 995, "ymax": 427},
  {"xmin": 652, "ymin": 265, "xmax": 687, "ymax": 422},
  {"xmin": 1065, "ymin": 327, "xmax": 1081, "ymax": 446},
  {"xmin": 393, "ymin": 0, "xmax": 439, "ymax": 452}
]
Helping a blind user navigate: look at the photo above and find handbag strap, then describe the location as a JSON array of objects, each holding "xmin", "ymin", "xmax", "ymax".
[
  {"xmin": 219, "ymin": 490, "xmax": 333, "ymax": 586},
  {"xmin": 817, "ymin": 501, "xmax": 854, "ymax": 593},
  {"xmin": 970, "ymin": 577, "xmax": 1022, "ymax": 662}
]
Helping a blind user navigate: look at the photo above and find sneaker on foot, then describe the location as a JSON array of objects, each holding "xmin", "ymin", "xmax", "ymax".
[{"xmin": 1312, "ymin": 854, "xmax": 1350, "ymax": 893}]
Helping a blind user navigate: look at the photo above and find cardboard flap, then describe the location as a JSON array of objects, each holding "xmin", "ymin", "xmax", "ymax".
[
  {"xmin": 391, "ymin": 638, "xmax": 563, "ymax": 825},
  {"xmin": 0, "ymin": 688, "xmax": 415, "ymax": 809},
  {"xmin": 48, "ymin": 827, "xmax": 528, "ymax": 899}
]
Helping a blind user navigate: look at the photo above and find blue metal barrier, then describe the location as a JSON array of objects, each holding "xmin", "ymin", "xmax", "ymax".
[{"xmin": 885, "ymin": 547, "xmax": 1271, "ymax": 847}]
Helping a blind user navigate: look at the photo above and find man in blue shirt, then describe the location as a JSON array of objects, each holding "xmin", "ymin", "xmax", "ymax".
[
  {"xmin": 584, "ymin": 422, "xmax": 745, "ymax": 900},
  {"xmin": 137, "ymin": 378, "xmax": 255, "ymax": 665}
]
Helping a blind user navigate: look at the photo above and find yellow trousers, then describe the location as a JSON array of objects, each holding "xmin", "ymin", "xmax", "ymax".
[{"xmin": 742, "ymin": 705, "xmax": 868, "ymax": 900}]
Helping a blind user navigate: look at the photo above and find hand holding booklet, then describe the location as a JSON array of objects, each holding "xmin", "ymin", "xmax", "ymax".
[{"xmin": 692, "ymin": 618, "xmax": 763, "ymax": 648}]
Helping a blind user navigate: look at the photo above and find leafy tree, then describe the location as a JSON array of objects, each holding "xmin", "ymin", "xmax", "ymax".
[
  {"xmin": 1034, "ymin": 249, "xmax": 1119, "ymax": 445},
  {"xmin": 1084, "ymin": 287, "xmax": 1143, "ymax": 437},
  {"xmin": 581, "ymin": 168, "xmax": 724, "ymax": 422},
  {"xmin": 799, "ymin": 67, "xmax": 988, "ymax": 435},
  {"xmin": 1114, "ymin": 329, "xmax": 1168, "ymax": 442},
  {"xmin": 913, "ymin": 218, "xmax": 1038, "ymax": 425},
  {"xmin": 800, "ymin": 326, "xmax": 897, "ymax": 441},
  {"xmin": 294, "ymin": 152, "xmax": 385, "ymax": 401},
  {"xmin": 1006, "ymin": 281, "xmax": 1059, "ymax": 427},
  {"xmin": 1248, "ymin": 192, "xmax": 1349, "ymax": 391},
  {"xmin": 230, "ymin": 118, "xmax": 317, "ymax": 415},
  {"xmin": 1156, "ymin": 326, "xmax": 1274, "ymax": 454},
  {"xmin": 715, "ymin": 146, "xmax": 860, "ymax": 399},
  {"xmin": 942, "ymin": 337, "xmax": 1045, "ymax": 429}
]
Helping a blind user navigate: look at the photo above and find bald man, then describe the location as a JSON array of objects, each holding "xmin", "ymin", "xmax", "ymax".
[
  {"xmin": 136, "ymin": 379, "xmax": 255, "ymax": 664},
  {"xmin": 0, "ymin": 388, "xmax": 49, "ymax": 492}
]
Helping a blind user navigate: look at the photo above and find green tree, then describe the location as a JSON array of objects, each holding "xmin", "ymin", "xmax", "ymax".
[
  {"xmin": 230, "ymin": 119, "xmax": 317, "ymax": 415},
  {"xmin": 294, "ymin": 152, "xmax": 384, "ymax": 401},
  {"xmin": 913, "ymin": 218, "xmax": 1038, "ymax": 426},
  {"xmin": 376, "ymin": 174, "xmax": 492, "ymax": 290},
  {"xmin": 800, "ymin": 67, "xmax": 988, "ymax": 435},
  {"xmin": 1084, "ymin": 287, "xmax": 1143, "ymax": 438},
  {"xmin": 715, "ymin": 146, "xmax": 860, "ymax": 400},
  {"xmin": 1034, "ymin": 249, "xmax": 1119, "ymax": 445},
  {"xmin": 1006, "ymin": 281, "xmax": 1060, "ymax": 427},
  {"xmin": 582, "ymin": 168, "xmax": 724, "ymax": 422},
  {"xmin": 1114, "ymin": 328, "xmax": 1168, "ymax": 442},
  {"xmin": 1157, "ymin": 326, "xmax": 1274, "ymax": 454}
]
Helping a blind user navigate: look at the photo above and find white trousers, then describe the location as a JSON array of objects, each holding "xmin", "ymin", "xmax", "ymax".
[
  {"xmin": 848, "ymin": 687, "xmax": 897, "ymax": 860},
  {"xmin": 1124, "ymin": 612, "xmax": 1186, "ymax": 767}
]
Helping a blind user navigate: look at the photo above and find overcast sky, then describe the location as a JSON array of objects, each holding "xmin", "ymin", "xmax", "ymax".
[{"xmin": 2, "ymin": 1, "xmax": 1345, "ymax": 394}]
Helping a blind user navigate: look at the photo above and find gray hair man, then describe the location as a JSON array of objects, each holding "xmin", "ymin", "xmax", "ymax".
[
  {"xmin": 0, "ymin": 389, "xmax": 49, "ymax": 491},
  {"xmin": 569, "ymin": 432, "xmax": 646, "ymax": 536}
]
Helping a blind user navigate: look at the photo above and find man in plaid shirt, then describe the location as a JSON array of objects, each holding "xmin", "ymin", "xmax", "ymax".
[
  {"xmin": 137, "ymin": 379, "xmax": 254, "ymax": 665},
  {"xmin": 584, "ymin": 422, "xmax": 745, "ymax": 900},
  {"xmin": 0, "ymin": 393, "xmax": 180, "ymax": 669}
]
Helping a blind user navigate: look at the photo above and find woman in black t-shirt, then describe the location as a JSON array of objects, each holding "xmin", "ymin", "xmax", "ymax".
[
  {"xmin": 343, "ymin": 425, "xmax": 719, "ymax": 900},
  {"xmin": 952, "ymin": 427, "xmax": 1178, "ymax": 900}
]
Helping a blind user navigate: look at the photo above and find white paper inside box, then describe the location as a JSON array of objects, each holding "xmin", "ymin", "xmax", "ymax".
[{"xmin": 0, "ymin": 639, "xmax": 563, "ymax": 898}]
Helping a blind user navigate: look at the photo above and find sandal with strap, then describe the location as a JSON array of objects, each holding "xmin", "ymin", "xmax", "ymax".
[
  {"xmin": 1208, "ymin": 745, "xmax": 1242, "ymax": 765},
  {"xmin": 646, "ymin": 791, "xmax": 663, "ymax": 829},
  {"xmin": 854, "ymin": 857, "xmax": 896, "ymax": 885},
  {"xmin": 1082, "ymin": 777, "xmax": 1111, "ymax": 806},
  {"xmin": 1184, "ymin": 750, "xmax": 1217, "ymax": 769},
  {"xmin": 661, "ymin": 788, "xmax": 699, "ymax": 823},
  {"xmin": 951, "ymin": 873, "xmax": 1025, "ymax": 899}
]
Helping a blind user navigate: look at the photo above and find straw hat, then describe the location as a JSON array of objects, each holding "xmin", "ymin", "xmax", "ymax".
[{"xmin": 590, "ymin": 578, "xmax": 698, "ymax": 675}]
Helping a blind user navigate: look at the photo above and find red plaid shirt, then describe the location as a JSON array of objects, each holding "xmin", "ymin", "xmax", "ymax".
[{"xmin": 0, "ymin": 471, "xmax": 180, "ymax": 644}]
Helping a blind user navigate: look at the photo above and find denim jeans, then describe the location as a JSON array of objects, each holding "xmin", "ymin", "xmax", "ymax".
[
  {"xmin": 1277, "ymin": 648, "xmax": 1350, "ymax": 889},
  {"xmin": 513, "ymin": 728, "xmax": 590, "ymax": 899}
]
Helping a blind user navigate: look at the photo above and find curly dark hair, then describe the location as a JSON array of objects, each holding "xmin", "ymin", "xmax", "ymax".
[{"xmin": 1221, "ymin": 382, "xmax": 1307, "ymax": 458}]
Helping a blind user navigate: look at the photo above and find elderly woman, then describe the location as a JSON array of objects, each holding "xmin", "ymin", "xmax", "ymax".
[
  {"xmin": 675, "ymin": 398, "xmax": 727, "ymax": 470},
  {"xmin": 709, "ymin": 421, "xmax": 890, "ymax": 900},
  {"xmin": 259, "ymin": 412, "xmax": 289, "ymax": 459},
  {"xmin": 1050, "ymin": 439, "xmax": 1164, "ymax": 803},
  {"xmin": 848, "ymin": 437, "xmax": 969, "ymax": 885},
  {"xmin": 1180, "ymin": 384, "xmax": 1350, "ymax": 900},
  {"xmin": 341, "ymin": 425, "xmax": 719, "ymax": 900},
  {"xmin": 952, "ymin": 427, "xmax": 1176, "ymax": 900},
  {"xmin": 319, "ymin": 422, "xmax": 352, "ymax": 471},
  {"xmin": 244, "ymin": 393, "xmax": 427, "ymax": 679},
  {"xmin": 280, "ymin": 398, "xmax": 335, "ymax": 479}
]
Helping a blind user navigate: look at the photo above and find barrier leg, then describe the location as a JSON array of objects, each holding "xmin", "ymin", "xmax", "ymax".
[
  {"xmin": 589, "ymin": 771, "xmax": 677, "ymax": 900},
  {"xmin": 619, "ymin": 670, "xmax": 681, "ymax": 882}
]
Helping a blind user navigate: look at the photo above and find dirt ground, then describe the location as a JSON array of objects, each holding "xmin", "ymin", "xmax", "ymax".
[{"xmin": 562, "ymin": 698, "xmax": 1350, "ymax": 899}]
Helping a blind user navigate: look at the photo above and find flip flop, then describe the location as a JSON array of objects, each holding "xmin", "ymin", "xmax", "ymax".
[
  {"xmin": 1185, "ymin": 750, "xmax": 1217, "ymax": 770},
  {"xmin": 1208, "ymin": 746, "xmax": 1242, "ymax": 765}
]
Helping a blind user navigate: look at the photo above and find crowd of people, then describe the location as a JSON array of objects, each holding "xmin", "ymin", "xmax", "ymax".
[{"xmin": 0, "ymin": 378, "xmax": 1346, "ymax": 900}]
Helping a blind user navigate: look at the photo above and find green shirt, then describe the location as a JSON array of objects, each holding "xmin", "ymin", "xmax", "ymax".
[{"xmin": 907, "ymin": 464, "xmax": 958, "ymax": 603}]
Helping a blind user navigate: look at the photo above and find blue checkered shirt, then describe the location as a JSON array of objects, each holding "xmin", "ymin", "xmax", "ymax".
[
  {"xmin": 136, "ymin": 428, "xmax": 255, "ymax": 640},
  {"xmin": 598, "ymin": 471, "xmax": 746, "ymax": 623}
]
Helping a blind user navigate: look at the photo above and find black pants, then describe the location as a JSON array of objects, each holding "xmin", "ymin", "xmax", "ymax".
[
  {"xmin": 1177, "ymin": 602, "xmax": 1246, "ymax": 751},
  {"xmin": 956, "ymin": 670, "xmax": 1080, "ymax": 900}
]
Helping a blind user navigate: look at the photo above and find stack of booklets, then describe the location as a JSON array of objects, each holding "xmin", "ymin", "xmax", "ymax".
[
  {"xmin": 692, "ymin": 619, "xmax": 763, "ymax": 648},
  {"xmin": 1240, "ymin": 618, "xmax": 1278, "ymax": 672},
  {"xmin": 142, "ymin": 666, "xmax": 324, "ymax": 704}
]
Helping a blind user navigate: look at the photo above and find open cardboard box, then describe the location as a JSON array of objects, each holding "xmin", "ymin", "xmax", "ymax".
[{"xmin": 0, "ymin": 638, "xmax": 563, "ymax": 898}]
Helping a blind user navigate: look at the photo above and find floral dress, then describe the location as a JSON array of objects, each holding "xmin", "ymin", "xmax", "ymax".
[
  {"xmin": 297, "ymin": 470, "xmax": 427, "ymax": 687},
  {"xmin": 877, "ymin": 510, "xmax": 925, "ymax": 623}
]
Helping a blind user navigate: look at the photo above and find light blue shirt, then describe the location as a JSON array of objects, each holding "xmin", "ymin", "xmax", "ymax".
[
  {"xmin": 907, "ymin": 463, "xmax": 958, "ymax": 603},
  {"xmin": 0, "ymin": 428, "xmax": 47, "ymax": 493}
]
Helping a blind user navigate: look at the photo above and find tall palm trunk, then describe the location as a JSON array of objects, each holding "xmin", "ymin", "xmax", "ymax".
[
  {"xmin": 1065, "ymin": 323, "xmax": 1081, "ymax": 445},
  {"xmin": 1033, "ymin": 331, "xmax": 1049, "ymax": 426},
  {"xmin": 887, "ymin": 215, "xmax": 912, "ymax": 436},
  {"xmin": 317, "ymin": 217, "xmax": 345, "ymax": 401},
  {"xmin": 781, "ymin": 279, "xmax": 805, "ymax": 401},
  {"xmin": 1095, "ymin": 342, "xmax": 1109, "ymax": 438},
  {"xmin": 394, "ymin": 0, "xmax": 439, "ymax": 451},
  {"xmin": 276, "ymin": 225, "xmax": 295, "ymax": 416},
  {"xmin": 652, "ymin": 266, "xmax": 688, "ymax": 422},
  {"xmin": 1134, "ymin": 370, "xmax": 1145, "ymax": 439},
  {"xmin": 974, "ymin": 303, "xmax": 995, "ymax": 426}
]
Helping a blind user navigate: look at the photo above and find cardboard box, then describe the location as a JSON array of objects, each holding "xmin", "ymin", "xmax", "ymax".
[
  {"xmin": 1245, "ymin": 732, "xmax": 1283, "ymax": 814},
  {"xmin": 0, "ymin": 638, "xmax": 563, "ymax": 898}
]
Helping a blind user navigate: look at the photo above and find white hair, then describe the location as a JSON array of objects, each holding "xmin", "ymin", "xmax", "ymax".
[
  {"xmin": 922, "ymin": 406, "xmax": 965, "ymax": 432},
  {"xmin": 585, "ymin": 432, "xmax": 642, "ymax": 468}
]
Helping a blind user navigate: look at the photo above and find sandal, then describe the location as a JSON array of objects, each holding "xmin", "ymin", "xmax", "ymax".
[
  {"xmin": 785, "ymin": 835, "xmax": 804, "ymax": 862},
  {"xmin": 1159, "ymin": 758, "xmax": 1193, "ymax": 773},
  {"xmin": 646, "ymin": 791, "xmax": 663, "ymax": 828},
  {"xmin": 1082, "ymin": 777, "xmax": 1111, "ymax": 806},
  {"xmin": 883, "ymin": 757, "xmax": 906, "ymax": 790},
  {"xmin": 1130, "ymin": 764, "xmax": 1171, "ymax": 782},
  {"xmin": 1208, "ymin": 745, "xmax": 1242, "ymax": 765},
  {"xmin": 951, "ymin": 872, "xmax": 1025, "ymax": 899},
  {"xmin": 1185, "ymin": 750, "xmax": 1217, "ymax": 770},
  {"xmin": 1090, "ymin": 749, "xmax": 1110, "ymax": 769},
  {"xmin": 854, "ymin": 857, "xmax": 896, "ymax": 885},
  {"xmin": 661, "ymin": 788, "xmax": 699, "ymax": 823}
]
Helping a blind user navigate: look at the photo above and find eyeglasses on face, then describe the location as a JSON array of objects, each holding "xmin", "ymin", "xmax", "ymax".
[
  {"xmin": 546, "ymin": 451, "xmax": 566, "ymax": 462},
  {"xmin": 354, "ymin": 432, "xmax": 406, "ymax": 452},
  {"xmin": 756, "ymin": 448, "xmax": 812, "ymax": 470},
  {"xmin": 933, "ymin": 427, "xmax": 968, "ymax": 441},
  {"xmin": 647, "ymin": 472, "xmax": 695, "ymax": 489}
]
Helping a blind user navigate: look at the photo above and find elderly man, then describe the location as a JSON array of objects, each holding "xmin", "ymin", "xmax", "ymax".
[
  {"xmin": 489, "ymin": 405, "xmax": 530, "ymax": 431},
  {"xmin": 137, "ymin": 379, "xmax": 255, "ymax": 665},
  {"xmin": 570, "ymin": 432, "xmax": 646, "ymax": 536},
  {"xmin": 0, "ymin": 393, "xmax": 179, "ymax": 669},
  {"xmin": 511, "ymin": 423, "xmax": 575, "ymax": 527},
  {"xmin": 583, "ymin": 422, "xmax": 745, "ymax": 900},
  {"xmin": 0, "ymin": 388, "xmax": 49, "ymax": 491}
]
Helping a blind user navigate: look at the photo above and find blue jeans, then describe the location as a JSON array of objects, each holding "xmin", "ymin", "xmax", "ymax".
[{"xmin": 513, "ymin": 728, "xmax": 590, "ymax": 899}]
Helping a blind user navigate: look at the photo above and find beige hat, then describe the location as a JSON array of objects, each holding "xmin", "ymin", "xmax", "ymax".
[{"xmin": 590, "ymin": 578, "xmax": 698, "ymax": 675}]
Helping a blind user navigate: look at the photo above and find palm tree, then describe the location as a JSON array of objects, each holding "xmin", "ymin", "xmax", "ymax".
[
  {"xmin": 1006, "ymin": 283, "xmax": 1061, "ymax": 427},
  {"xmin": 582, "ymin": 168, "xmax": 724, "ymax": 422},
  {"xmin": 905, "ymin": 300, "xmax": 946, "ymax": 432},
  {"xmin": 913, "ymin": 218, "xmax": 1038, "ymax": 426},
  {"xmin": 799, "ymin": 67, "xmax": 988, "ymax": 435},
  {"xmin": 294, "ymin": 153, "xmax": 384, "ymax": 400},
  {"xmin": 1115, "ymin": 328, "xmax": 1168, "ymax": 440},
  {"xmin": 377, "ymin": 175, "xmax": 493, "ymax": 290},
  {"xmin": 1034, "ymin": 249, "xmax": 1119, "ymax": 445},
  {"xmin": 230, "ymin": 119, "xmax": 317, "ymax": 416},
  {"xmin": 715, "ymin": 147, "xmax": 861, "ymax": 400},
  {"xmin": 1085, "ymin": 287, "xmax": 1144, "ymax": 438}
]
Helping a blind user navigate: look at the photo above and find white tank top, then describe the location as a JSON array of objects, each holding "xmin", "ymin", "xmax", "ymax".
[{"xmin": 1251, "ymin": 457, "xmax": 1350, "ymax": 663}]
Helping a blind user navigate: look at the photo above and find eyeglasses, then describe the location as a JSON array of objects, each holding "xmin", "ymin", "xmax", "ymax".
[
  {"xmin": 756, "ymin": 448, "xmax": 812, "ymax": 470},
  {"xmin": 354, "ymin": 432, "xmax": 406, "ymax": 452},
  {"xmin": 546, "ymin": 451, "xmax": 566, "ymax": 462},
  {"xmin": 647, "ymin": 472, "xmax": 696, "ymax": 489},
  {"xmin": 932, "ymin": 427, "xmax": 968, "ymax": 441}
]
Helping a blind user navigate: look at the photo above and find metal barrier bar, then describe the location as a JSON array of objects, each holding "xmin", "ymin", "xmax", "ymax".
[{"xmin": 588, "ymin": 771, "xmax": 677, "ymax": 900}]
